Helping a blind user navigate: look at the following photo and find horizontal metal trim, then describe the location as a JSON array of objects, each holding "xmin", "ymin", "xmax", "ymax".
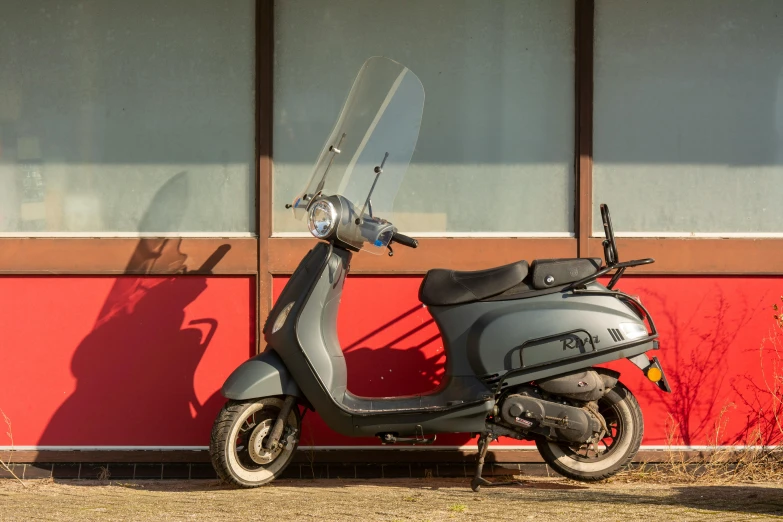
[
  {"xmin": 268, "ymin": 237, "xmax": 577, "ymax": 275},
  {"xmin": 586, "ymin": 237, "xmax": 783, "ymax": 275},
  {"xmin": 3, "ymin": 236, "xmax": 782, "ymax": 275},
  {"xmin": 0, "ymin": 237, "xmax": 258, "ymax": 275},
  {"xmin": 274, "ymin": 232, "xmax": 575, "ymax": 238}
]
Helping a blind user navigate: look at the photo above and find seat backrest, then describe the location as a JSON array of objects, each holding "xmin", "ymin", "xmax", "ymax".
[{"xmin": 529, "ymin": 258, "xmax": 602, "ymax": 289}]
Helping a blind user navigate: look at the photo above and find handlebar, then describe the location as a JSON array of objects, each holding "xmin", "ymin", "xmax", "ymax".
[{"xmin": 391, "ymin": 232, "xmax": 418, "ymax": 249}]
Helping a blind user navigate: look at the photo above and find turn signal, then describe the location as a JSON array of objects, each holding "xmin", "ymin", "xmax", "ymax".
[{"xmin": 646, "ymin": 367, "xmax": 663, "ymax": 383}]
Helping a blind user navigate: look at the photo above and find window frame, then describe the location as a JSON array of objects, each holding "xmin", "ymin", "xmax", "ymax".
[{"xmin": 0, "ymin": 0, "xmax": 781, "ymax": 357}]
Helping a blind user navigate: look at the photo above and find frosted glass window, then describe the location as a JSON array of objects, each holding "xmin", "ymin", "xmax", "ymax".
[
  {"xmin": 593, "ymin": 0, "xmax": 783, "ymax": 236},
  {"xmin": 273, "ymin": 0, "xmax": 575, "ymax": 236},
  {"xmin": 0, "ymin": 1, "xmax": 255, "ymax": 236}
]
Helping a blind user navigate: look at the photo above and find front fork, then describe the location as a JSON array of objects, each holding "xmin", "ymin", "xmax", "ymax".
[{"xmin": 263, "ymin": 395, "xmax": 298, "ymax": 450}]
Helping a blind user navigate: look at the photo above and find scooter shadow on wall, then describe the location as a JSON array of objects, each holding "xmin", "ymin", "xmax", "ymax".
[
  {"xmin": 38, "ymin": 172, "xmax": 230, "ymax": 447},
  {"xmin": 277, "ymin": 303, "xmax": 479, "ymax": 447},
  {"xmin": 337, "ymin": 304, "xmax": 475, "ymax": 446},
  {"xmin": 342, "ymin": 306, "xmax": 445, "ymax": 398}
]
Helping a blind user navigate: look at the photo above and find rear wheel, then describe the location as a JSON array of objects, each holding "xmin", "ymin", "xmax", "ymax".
[
  {"xmin": 536, "ymin": 382, "xmax": 643, "ymax": 481},
  {"xmin": 210, "ymin": 397, "xmax": 301, "ymax": 487}
]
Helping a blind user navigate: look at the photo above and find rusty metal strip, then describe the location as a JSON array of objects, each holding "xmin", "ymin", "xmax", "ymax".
[
  {"xmin": 256, "ymin": 0, "xmax": 274, "ymax": 352},
  {"xmin": 268, "ymin": 238, "xmax": 578, "ymax": 275},
  {"xmin": 588, "ymin": 238, "xmax": 783, "ymax": 275},
  {"xmin": 0, "ymin": 238, "xmax": 257, "ymax": 275},
  {"xmin": 575, "ymin": 0, "xmax": 595, "ymax": 258}
]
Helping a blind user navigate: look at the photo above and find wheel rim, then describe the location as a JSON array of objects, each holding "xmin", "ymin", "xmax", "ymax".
[{"xmin": 559, "ymin": 397, "xmax": 625, "ymax": 463}]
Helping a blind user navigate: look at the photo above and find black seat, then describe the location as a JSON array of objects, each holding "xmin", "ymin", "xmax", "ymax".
[{"xmin": 419, "ymin": 260, "xmax": 529, "ymax": 306}]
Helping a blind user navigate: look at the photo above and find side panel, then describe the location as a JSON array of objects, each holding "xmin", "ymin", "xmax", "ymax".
[
  {"xmin": 221, "ymin": 350, "xmax": 301, "ymax": 400},
  {"xmin": 431, "ymin": 283, "xmax": 649, "ymax": 378}
]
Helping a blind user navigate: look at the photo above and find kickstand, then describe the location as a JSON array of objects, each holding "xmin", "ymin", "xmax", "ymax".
[
  {"xmin": 471, "ymin": 433, "xmax": 495, "ymax": 492},
  {"xmin": 470, "ymin": 432, "xmax": 523, "ymax": 492}
]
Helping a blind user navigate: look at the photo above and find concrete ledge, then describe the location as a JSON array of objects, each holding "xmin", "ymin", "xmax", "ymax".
[
  {"xmin": 0, "ymin": 448, "xmax": 707, "ymax": 465},
  {"xmin": 0, "ymin": 448, "xmax": 736, "ymax": 481},
  {"xmin": 2, "ymin": 462, "xmax": 551, "ymax": 481}
]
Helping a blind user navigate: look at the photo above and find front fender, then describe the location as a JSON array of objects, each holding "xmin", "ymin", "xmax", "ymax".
[{"xmin": 222, "ymin": 349, "xmax": 302, "ymax": 400}]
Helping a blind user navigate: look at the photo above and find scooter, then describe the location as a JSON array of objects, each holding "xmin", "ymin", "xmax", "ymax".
[{"xmin": 209, "ymin": 57, "xmax": 671, "ymax": 491}]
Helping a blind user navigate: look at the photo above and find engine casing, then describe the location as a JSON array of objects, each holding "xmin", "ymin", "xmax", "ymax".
[
  {"xmin": 537, "ymin": 369, "xmax": 618, "ymax": 401},
  {"xmin": 499, "ymin": 389, "xmax": 602, "ymax": 443}
]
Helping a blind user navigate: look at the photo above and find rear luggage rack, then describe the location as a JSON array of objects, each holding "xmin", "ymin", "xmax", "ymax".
[{"xmin": 567, "ymin": 204, "xmax": 655, "ymax": 290}]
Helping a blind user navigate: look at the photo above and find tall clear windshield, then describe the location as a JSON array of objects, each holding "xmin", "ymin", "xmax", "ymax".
[{"xmin": 291, "ymin": 57, "xmax": 424, "ymax": 252}]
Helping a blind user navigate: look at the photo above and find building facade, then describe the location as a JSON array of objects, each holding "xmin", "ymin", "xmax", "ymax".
[{"xmin": 2, "ymin": 0, "xmax": 782, "ymax": 467}]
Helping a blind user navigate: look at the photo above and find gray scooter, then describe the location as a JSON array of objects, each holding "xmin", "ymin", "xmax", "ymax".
[{"xmin": 209, "ymin": 57, "xmax": 671, "ymax": 491}]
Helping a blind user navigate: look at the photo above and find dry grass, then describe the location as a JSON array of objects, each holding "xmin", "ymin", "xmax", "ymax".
[
  {"xmin": 614, "ymin": 436, "xmax": 783, "ymax": 485},
  {"xmin": 96, "ymin": 466, "xmax": 110, "ymax": 481},
  {"xmin": 612, "ymin": 399, "xmax": 783, "ymax": 484},
  {"xmin": 0, "ymin": 409, "xmax": 24, "ymax": 486}
]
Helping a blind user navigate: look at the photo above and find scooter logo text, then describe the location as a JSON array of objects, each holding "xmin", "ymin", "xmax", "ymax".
[{"xmin": 562, "ymin": 335, "xmax": 600, "ymax": 351}]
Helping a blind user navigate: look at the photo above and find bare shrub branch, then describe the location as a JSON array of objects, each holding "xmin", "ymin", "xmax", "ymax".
[{"xmin": 1, "ymin": 409, "xmax": 25, "ymax": 486}]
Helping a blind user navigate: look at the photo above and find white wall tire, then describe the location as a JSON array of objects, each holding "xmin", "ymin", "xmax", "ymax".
[
  {"xmin": 210, "ymin": 397, "xmax": 301, "ymax": 487},
  {"xmin": 536, "ymin": 382, "xmax": 643, "ymax": 481}
]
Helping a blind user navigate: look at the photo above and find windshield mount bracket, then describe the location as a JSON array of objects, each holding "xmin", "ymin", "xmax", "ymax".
[
  {"xmin": 355, "ymin": 152, "xmax": 388, "ymax": 225},
  {"xmin": 306, "ymin": 133, "xmax": 346, "ymax": 212}
]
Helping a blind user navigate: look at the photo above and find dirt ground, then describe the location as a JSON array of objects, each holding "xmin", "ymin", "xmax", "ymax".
[{"xmin": 1, "ymin": 477, "xmax": 782, "ymax": 521}]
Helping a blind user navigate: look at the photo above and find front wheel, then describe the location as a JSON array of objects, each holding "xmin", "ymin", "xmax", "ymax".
[
  {"xmin": 536, "ymin": 382, "xmax": 643, "ymax": 481},
  {"xmin": 210, "ymin": 397, "xmax": 301, "ymax": 487}
]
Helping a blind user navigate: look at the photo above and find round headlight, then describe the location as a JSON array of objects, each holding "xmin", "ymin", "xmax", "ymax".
[{"xmin": 308, "ymin": 199, "xmax": 337, "ymax": 239}]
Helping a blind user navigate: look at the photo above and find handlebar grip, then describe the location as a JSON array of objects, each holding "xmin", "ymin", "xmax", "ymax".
[{"xmin": 392, "ymin": 232, "xmax": 418, "ymax": 249}]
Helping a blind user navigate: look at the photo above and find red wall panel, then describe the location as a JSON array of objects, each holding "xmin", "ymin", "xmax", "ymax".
[
  {"xmin": 0, "ymin": 276, "xmax": 254, "ymax": 447},
  {"xmin": 0, "ymin": 273, "xmax": 779, "ymax": 449}
]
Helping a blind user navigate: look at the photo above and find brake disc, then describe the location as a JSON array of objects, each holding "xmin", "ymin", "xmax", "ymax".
[{"xmin": 248, "ymin": 419, "xmax": 279, "ymax": 465}]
